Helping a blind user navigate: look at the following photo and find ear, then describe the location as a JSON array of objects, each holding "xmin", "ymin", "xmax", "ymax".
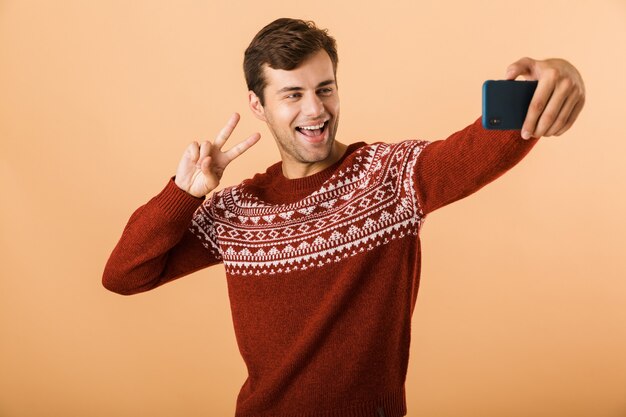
[{"xmin": 248, "ymin": 91, "xmax": 266, "ymax": 122}]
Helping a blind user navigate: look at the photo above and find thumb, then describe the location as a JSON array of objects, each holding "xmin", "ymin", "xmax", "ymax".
[
  {"xmin": 505, "ymin": 57, "xmax": 536, "ymax": 80},
  {"xmin": 200, "ymin": 155, "xmax": 212, "ymax": 176}
]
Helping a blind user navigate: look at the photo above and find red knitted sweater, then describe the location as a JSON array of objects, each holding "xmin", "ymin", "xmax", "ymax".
[{"xmin": 103, "ymin": 118, "xmax": 537, "ymax": 417}]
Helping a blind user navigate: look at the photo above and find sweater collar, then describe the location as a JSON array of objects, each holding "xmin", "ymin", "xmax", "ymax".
[{"xmin": 266, "ymin": 142, "xmax": 365, "ymax": 202}]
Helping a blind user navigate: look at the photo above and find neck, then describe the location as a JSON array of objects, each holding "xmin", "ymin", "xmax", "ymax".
[{"xmin": 281, "ymin": 142, "xmax": 347, "ymax": 179}]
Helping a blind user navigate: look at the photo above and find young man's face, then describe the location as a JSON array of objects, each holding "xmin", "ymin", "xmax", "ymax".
[{"xmin": 249, "ymin": 49, "xmax": 341, "ymax": 177}]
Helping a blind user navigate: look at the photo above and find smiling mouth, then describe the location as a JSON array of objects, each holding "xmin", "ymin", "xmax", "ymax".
[{"xmin": 295, "ymin": 121, "xmax": 329, "ymax": 138}]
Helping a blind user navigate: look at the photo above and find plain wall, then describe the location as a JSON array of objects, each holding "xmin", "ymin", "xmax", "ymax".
[{"xmin": 1, "ymin": 1, "xmax": 625, "ymax": 416}]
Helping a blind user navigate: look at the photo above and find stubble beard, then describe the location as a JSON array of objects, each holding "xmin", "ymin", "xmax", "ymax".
[{"xmin": 272, "ymin": 116, "xmax": 340, "ymax": 166}]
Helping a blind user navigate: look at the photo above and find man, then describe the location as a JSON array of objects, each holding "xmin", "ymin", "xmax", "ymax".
[{"xmin": 103, "ymin": 18, "xmax": 585, "ymax": 417}]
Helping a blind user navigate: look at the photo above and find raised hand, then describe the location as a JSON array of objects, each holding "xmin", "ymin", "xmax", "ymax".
[
  {"xmin": 175, "ymin": 113, "xmax": 261, "ymax": 198},
  {"xmin": 505, "ymin": 57, "xmax": 585, "ymax": 140}
]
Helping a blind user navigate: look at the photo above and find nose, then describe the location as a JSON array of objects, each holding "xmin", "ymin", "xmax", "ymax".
[{"xmin": 302, "ymin": 92, "xmax": 324, "ymax": 118}]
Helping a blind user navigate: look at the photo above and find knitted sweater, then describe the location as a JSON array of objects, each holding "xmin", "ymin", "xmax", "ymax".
[{"xmin": 103, "ymin": 118, "xmax": 537, "ymax": 417}]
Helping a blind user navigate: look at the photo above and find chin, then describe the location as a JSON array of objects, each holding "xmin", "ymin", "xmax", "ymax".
[{"xmin": 300, "ymin": 139, "xmax": 336, "ymax": 163}]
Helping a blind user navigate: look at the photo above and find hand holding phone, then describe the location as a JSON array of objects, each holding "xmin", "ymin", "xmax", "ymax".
[
  {"xmin": 503, "ymin": 57, "xmax": 585, "ymax": 138},
  {"xmin": 482, "ymin": 80, "xmax": 538, "ymax": 130}
]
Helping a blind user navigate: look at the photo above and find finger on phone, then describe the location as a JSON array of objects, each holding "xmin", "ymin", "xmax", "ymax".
[
  {"xmin": 522, "ymin": 77, "xmax": 555, "ymax": 139},
  {"xmin": 505, "ymin": 57, "xmax": 534, "ymax": 80},
  {"xmin": 555, "ymin": 98, "xmax": 584, "ymax": 136},
  {"xmin": 534, "ymin": 80, "xmax": 574, "ymax": 137},
  {"xmin": 544, "ymin": 87, "xmax": 578, "ymax": 137}
]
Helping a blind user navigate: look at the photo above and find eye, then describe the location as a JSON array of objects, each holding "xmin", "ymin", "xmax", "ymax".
[
  {"xmin": 317, "ymin": 88, "xmax": 334, "ymax": 96},
  {"xmin": 285, "ymin": 93, "xmax": 302, "ymax": 100}
]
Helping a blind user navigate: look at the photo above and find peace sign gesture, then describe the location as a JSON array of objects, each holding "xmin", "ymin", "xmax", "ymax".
[{"xmin": 174, "ymin": 113, "xmax": 261, "ymax": 198}]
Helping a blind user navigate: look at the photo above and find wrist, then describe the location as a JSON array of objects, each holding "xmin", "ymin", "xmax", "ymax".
[{"xmin": 172, "ymin": 176, "xmax": 205, "ymax": 200}]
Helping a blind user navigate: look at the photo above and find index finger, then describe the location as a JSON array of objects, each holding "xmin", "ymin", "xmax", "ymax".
[
  {"xmin": 223, "ymin": 132, "xmax": 261, "ymax": 163},
  {"xmin": 214, "ymin": 113, "xmax": 241, "ymax": 150},
  {"xmin": 522, "ymin": 77, "xmax": 555, "ymax": 140}
]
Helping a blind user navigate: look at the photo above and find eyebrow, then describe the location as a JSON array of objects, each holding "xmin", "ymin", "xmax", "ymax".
[{"xmin": 275, "ymin": 79, "xmax": 336, "ymax": 95}]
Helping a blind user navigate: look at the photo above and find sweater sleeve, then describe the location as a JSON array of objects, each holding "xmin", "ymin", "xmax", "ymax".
[
  {"xmin": 102, "ymin": 177, "xmax": 222, "ymax": 295},
  {"xmin": 415, "ymin": 117, "xmax": 539, "ymax": 215}
]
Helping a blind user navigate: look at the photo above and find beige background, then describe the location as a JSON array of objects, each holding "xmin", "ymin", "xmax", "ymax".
[{"xmin": 1, "ymin": 1, "xmax": 625, "ymax": 416}]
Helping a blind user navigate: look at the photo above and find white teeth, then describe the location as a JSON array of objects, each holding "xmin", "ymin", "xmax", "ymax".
[{"xmin": 299, "ymin": 123, "xmax": 325, "ymax": 130}]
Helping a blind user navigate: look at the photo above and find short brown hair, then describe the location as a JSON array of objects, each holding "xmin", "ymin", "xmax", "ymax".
[{"xmin": 244, "ymin": 18, "xmax": 338, "ymax": 105}]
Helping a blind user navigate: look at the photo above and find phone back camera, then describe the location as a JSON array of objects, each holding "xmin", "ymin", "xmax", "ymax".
[{"xmin": 489, "ymin": 117, "xmax": 502, "ymax": 127}]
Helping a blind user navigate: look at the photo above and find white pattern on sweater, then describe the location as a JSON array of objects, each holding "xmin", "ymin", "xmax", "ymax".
[{"xmin": 190, "ymin": 140, "xmax": 430, "ymax": 276}]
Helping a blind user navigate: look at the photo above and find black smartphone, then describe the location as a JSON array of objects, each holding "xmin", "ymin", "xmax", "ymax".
[{"xmin": 482, "ymin": 80, "xmax": 538, "ymax": 130}]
